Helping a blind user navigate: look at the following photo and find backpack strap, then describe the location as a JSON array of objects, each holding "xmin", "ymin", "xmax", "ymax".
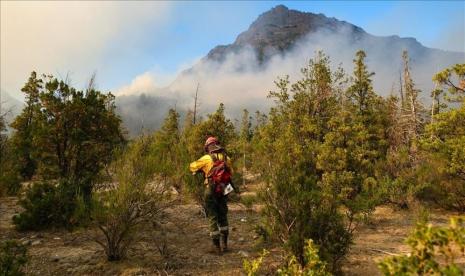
[
  {"xmin": 209, "ymin": 150, "xmax": 226, "ymax": 163},
  {"xmin": 208, "ymin": 151, "xmax": 228, "ymax": 178}
]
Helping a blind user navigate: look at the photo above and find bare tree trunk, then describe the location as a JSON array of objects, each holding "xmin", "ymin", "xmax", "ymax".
[{"xmin": 193, "ymin": 83, "xmax": 199, "ymax": 125}]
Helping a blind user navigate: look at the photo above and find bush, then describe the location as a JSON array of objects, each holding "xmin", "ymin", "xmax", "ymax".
[
  {"xmin": 425, "ymin": 181, "xmax": 465, "ymax": 212},
  {"xmin": 252, "ymin": 52, "xmax": 388, "ymax": 272},
  {"xmin": 378, "ymin": 216, "xmax": 465, "ymax": 275},
  {"xmin": 419, "ymin": 93, "xmax": 465, "ymax": 211},
  {"xmin": 243, "ymin": 249, "xmax": 269, "ymax": 276},
  {"xmin": 0, "ymin": 172, "xmax": 22, "ymax": 197},
  {"xmin": 277, "ymin": 240, "xmax": 331, "ymax": 276},
  {"xmin": 242, "ymin": 240, "xmax": 330, "ymax": 276},
  {"xmin": 0, "ymin": 240, "xmax": 28, "ymax": 276},
  {"xmin": 92, "ymin": 138, "xmax": 174, "ymax": 261},
  {"xmin": 240, "ymin": 194, "xmax": 257, "ymax": 211},
  {"xmin": 0, "ymin": 139, "xmax": 22, "ymax": 197},
  {"xmin": 376, "ymin": 177, "xmax": 423, "ymax": 210},
  {"xmin": 13, "ymin": 180, "xmax": 84, "ymax": 230}
]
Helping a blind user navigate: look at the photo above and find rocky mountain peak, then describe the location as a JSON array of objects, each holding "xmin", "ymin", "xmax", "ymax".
[{"xmin": 206, "ymin": 5, "xmax": 365, "ymax": 63}]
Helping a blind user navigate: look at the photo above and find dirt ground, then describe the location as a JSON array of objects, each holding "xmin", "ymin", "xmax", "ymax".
[{"xmin": 0, "ymin": 182, "xmax": 463, "ymax": 276}]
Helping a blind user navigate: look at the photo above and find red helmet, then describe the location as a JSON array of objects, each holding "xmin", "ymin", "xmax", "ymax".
[{"xmin": 205, "ymin": 136, "xmax": 218, "ymax": 148}]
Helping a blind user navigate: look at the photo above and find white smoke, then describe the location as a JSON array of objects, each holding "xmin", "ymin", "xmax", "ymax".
[
  {"xmin": 118, "ymin": 25, "xmax": 464, "ymax": 133},
  {"xmin": 176, "ymin": 27, "xmax": 463, "ymax": 109}
]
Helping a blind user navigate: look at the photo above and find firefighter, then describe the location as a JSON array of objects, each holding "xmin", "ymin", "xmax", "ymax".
[{"xmin": 189, "ymin": 136, "xmax": 233, "ymax": 255}]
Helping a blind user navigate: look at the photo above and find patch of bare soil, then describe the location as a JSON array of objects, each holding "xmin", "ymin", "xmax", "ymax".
[
  {"xmin": 0, "ymin": 191, "xmax": 462, "ymax": 275},
  {"xmin": 342, "ymin": 206, "xmax": 463, "ymax": 275}
]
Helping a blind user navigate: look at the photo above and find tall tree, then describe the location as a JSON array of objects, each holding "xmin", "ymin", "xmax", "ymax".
[
  {"xmin": 345, "ymin": 50, "xmax": 389, "ymax": 179},
  {"xmin": 253, "ymin": 52, "xmax": 362, "ymax": 271},
  {"xmin": 10, "ymin": 72, "xmax": 43, "ymax": 179},
  {"xmin": 346, "ymin": 50, "xmax": 376, "ymax": 114},
  {"xmin": 421, "ymin": 64, "xmax": 465, "ymax": 211},
  {"xmin": 149, "ymin": 108, "xmax": 183, "ymax": 190},
  {"xmin": 11, "ymin": 73, "xmax": 125, "ymax": 200},
  {"xmin": 432, "ymin": 63, "xmax": 465, "ymax": 103},
  {"xmin": 401, "ymin": 51, "xmax": 425, "ymax": 153}
]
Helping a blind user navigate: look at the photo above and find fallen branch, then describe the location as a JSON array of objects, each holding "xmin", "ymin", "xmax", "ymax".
[{"xmin": 369, "ymin": 248, "xmax": 402, "ymax": 256}]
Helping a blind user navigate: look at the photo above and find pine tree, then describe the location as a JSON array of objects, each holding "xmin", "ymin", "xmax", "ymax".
[
  {"xmin": 347, "ymin": 50, "xmax": 376, "ymax": 114},
  {"xmin": 149, "ymin": 108, "xmax": 183, "ymax": 190},
  {"xmin": 189, "ymin": 103, "xmax": 236, "ymax": 157},
  {"xmin": 11, "ymin": 73, "xmax": 125, "ymax": 200},
  {"xmin": 10, "ymin": 72, "xmax": 43, "ymax": 180},
  {"xmin": 344, "ymin": 50, "xmax": 389, "ymax": 180},
  {"xmin": 254, "ymin": 52, "xmax": 357, "ymax": 271},
  {"xmin": 421, "ymin": 64, "xmax": 465, "ymax": 211},
  {"xmin": 432, "ymin": 63, "xmax": 465, "ymax": 103}
]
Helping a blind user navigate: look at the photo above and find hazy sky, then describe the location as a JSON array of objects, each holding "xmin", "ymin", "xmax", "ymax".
[{"xmin": 1, "ymin": 1, "xmax": 464, "ymax": 102}]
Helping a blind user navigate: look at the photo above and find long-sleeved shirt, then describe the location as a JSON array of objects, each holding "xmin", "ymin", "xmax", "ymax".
[{"xmin": 189, "ymin": 153, "xmax": 232, "ymax": 184}]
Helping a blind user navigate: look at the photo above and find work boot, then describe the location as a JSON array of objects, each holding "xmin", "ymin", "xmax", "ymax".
[
  {"xmin": 209, "ymin": 238, "xmax": 222, "ymax": 255},
  {"xmin": 221, "ymin": 233, "xmax": 229, "ymax": 252}
]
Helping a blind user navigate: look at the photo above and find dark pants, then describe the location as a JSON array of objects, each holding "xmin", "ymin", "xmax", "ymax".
[{"xmin": 205, "ymin": 183, "xmax": 229, "ymax": 241}]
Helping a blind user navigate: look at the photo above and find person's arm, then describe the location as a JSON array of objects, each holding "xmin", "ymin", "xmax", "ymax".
[{"xmin": 189, "ymin": 155, "xmax": 211, "ymax": 174}]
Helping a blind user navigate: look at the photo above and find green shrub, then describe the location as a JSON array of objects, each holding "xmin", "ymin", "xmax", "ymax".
[
  {"xmin": 252, "ymin": 52, "xmax": 387, "ymax": 272},
  {"xmin": 376, "ymin": 177, "xmax": 424, "ymax": 209},
  {"xmin": 0, "ymin": 172, "xmax": 22, "ymax": 197},
  {"xmin": 0, "ymin": 139, "xmax": 22, "ymax": 196},
  {"xmin": 0, "ymin": 240, "xmax": 28, "ymax": 276},
  {"xmin": 426, "ymin": 181, "xmax": 465, "ymax": 212},
  {"xmin": 92, "ymin": 137, "xmax": 174, "ymax": 261},
  {"xmin": 183, "ymin": 172, "xmax": 208, "ymax": 215},
  {"xmin": 378, "ymin": 216, "xmax": 465, "ymax": 275},
  {"xmin": 243, "ymin": 249, "xmax": 269, "ymax": 276},
  {"xmin": 13, "ymin": 180, "xmax": 84, "ymax": 230},
  {"xmin": 240, "ymin": 194, "xmax": 257, "ymax": 210},
  {"xmin": 278, "ymin": 240, "xmax": 331, "ymax": 276},
  {"xmin": 242, "ymin": 240, "xmax": 331, "ymax": 276},
  {"xmin": 254, "ymin": 224, "xmax": 271, "ymax": 243}
]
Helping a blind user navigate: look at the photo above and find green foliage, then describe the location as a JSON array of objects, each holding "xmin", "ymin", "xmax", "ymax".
[
  {"xmin": 253, "ymin": 51, "xmax": 388, "ymax": 271},
  {"xmin": 385, "ymin": 64, "xmax": 465, "ymax": 212},
  {"xmin": 0, "ymin": 172, "xmax": 22, "ymax": 197},
  {"xmin": 186, "ymin": 103, "xmax": 236, "ymax": 157},
  {"xmin": 181, "ymin": 104, "xmax": 238, "ymax": 210},
  {"xmin": 10, "ymin": 72, "xmax": 126, "ymax": 200},
  {"xmin": 0, "ymin": 240, "xmax": 28, "ymax": 276},
  {"xmin": 0, "ymin": 140, "xmax": 22, "ymax": 196},
  {"xmin": 424, "ymin": 102, "xmax": 465, "ymax": 179},
  {"xmin": 420, "ymin": 103, "xmax": 465, "ymax": 211},
  {"xmin": 12, "ymin": 180, "xmax": 84, "ymax": 230},
  {"xmin": 377, "ymin": 147, "xmax": 432, "ymax": 209},
  {"xmin": 346, "ymin": 50, "xmax": 376, "ymax": 114},
  {"xmin": 243, "ymin": 240, "xmax": 330, "ymax": 276},
  {"xmin": 92, "ymin": 137, "xmax": 173, "ymax": 261},
  {"xmin": 278, "ymin": 240, "xmax": 331, "ymax": 276},
  {"xmin": 243, "ymin": 249, "xmax": 269, "ymax": 276},
  {"xmin": 148, "ymin": 108, "xmax": 186, "ymax": 191},
  {"xmin": 1, "ymin": 112, "xmax": 22, "ymax": 196},
  {"xmin": 236, "ymin": 109, "xmax": 254, "ymax": 170},
  {"xmin": 240, "ymin": 194, "xmax": 257, "ymax": 210},
  {"xmin": 432, "ymin": 63, "xmax": 465, "ymax": 103},
  {"xmin": 378, "ymin": 217, "xmax": 465, "ymax": 275},
  {"xmin": 9, "ymin": 72, "xmax": 42, "ymax": 180}
]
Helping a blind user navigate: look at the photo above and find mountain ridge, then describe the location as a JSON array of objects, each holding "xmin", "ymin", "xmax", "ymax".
[{"xmin": 202, "ymin": 5, "xmax": 461, "ymax": 66}]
